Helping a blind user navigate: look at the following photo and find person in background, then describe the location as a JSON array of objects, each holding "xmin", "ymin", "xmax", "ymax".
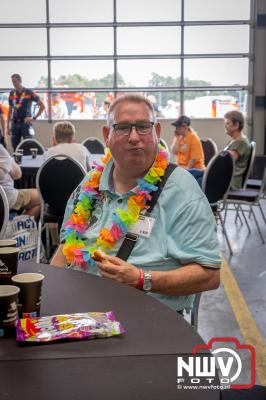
[
  {"xmin": 7, "ymin": 74, "xmax": 45, "ymax": 151},
  {"xmin": 0, "ymin": 104, "xmax": 7, "ymax": 148},
  {"xmin": 147, "ymin": 95, "xmax": 162, "ymax": 118},
  {"xmin": 44, "ymin": 121, "xmax": 90, "ymax": 171},
  {"xmin": 171, "ymin": 115, "xmax": 205, "ymax": 185},
  {"xmin": 70, "ymin": 102, "xmax": 85, "ymax": 119},
  {"xmin": 98, "ymin": 99, "xmax": 111, "ymax": 119},
  {"xmin": 51, "ymin": 94, "xmax": 220, "ymax": 315},
  {"xmin": 0, "ymin": 144, "xmax": 40, "ymax": 218},
  {"xmin": 51, "ymin": 93, "xmax": 69, "ymax": 120},
  {"xmin": 224, "ymin": 110, "xmax": 251, "ymax": 190},
  {"xmin": 162, "ymin": 99, "xmax": 179, "ymax": 118}
]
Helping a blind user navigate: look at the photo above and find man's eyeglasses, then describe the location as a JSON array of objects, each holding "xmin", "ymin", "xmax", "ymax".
[{"xmin": 112, "ymin": 122, "xmax": 154, "ymax": 136}]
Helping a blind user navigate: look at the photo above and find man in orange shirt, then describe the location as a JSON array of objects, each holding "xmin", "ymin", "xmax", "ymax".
[{"xmin": 171, "ymin": 115, "xmax": 205, "ymax": 170}]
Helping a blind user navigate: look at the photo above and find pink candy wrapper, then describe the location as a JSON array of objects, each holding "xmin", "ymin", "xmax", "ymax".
[{"xmin": 16, "ymin": 311, "xmax": 125, "ymax": 342}]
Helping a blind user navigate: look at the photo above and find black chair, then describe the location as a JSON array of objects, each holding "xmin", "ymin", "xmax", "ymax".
[
  {"xmin": 190, "ymin": 293, "xmax": 202, "ymax": 331},
  {"xmin": 202, "ymin": 150, "xmax": 234, "ymax": 255},
  {"xmin": 159, "ymin": 138, "xmax": 169, "ymax": 153},
  {"xmin": 224, "ymin": 141, "xmax": 258, "ymax": 236},
  {"xmin": 247, "ymin": 154, "xmax": 266, "ymax": 192},
  {"xmin": 16, "ymin": 138, "xmax": 45, "ymax": 155},
  {"xmin": 0, "ymin": 185, "xmax": 9, "ymax": 239},
  {"xmin": 225, "ymin": 167, "xmax": 266, "ymax": 244},
  {"xmin": 36, "ymin": 154, "xmax": 86, "ymax": 262},
  {"xmin": 81, "ymin": 137, "xmax": 105, "ymax": 154},
  {"xmin": 200, "ymin": 137, "xmax": 218, "ymax": 166},
  {"xmin": 239, "ymin": 140, "xmax": 256, "ymax": 189}
]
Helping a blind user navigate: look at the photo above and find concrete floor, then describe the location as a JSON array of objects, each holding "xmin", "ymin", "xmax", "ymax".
[{"xmin": 197, "ymin": 198, "xmax": 266, "ymax": 386}]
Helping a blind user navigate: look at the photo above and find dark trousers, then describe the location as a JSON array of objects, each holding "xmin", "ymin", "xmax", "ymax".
[
  {"xmin": 188, "ymin": 168, "xmax": 204, "ymax": 187},
  {"xmin": 11, "ymin": 122, "xmax": 32, "ymax": 151}
]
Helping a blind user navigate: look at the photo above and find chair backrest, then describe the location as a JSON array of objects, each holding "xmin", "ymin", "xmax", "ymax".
[
  {"xmin": 36, "ymin": 154, "xmax": 86, "ymax": 216},
  {"xmin": 259, "ymin": 166, "xmax": 266, "ymax": 197},
  {"xmin": 159, "ymin": 138, "xmax": 169, "ymax": 152},
  {"xmin": 200, "ymin": 137, "xmax": 218, "ymax": 166},
  {"xmin": 0, "ymin": 185, "xmax": 9, "ymax": 239},
  {"xmin": 241, "ymin": 141, "xmax": 256, "ymax": 189},
  {"xmin": 81, "ymin": 137, "xmax": 105, "ymax": 154},
  {"xmin": 191, "ymin": 293, "xmax": 202, "ymax": 331},
  {"xmin": 251, "ymin": 154, "xmax": 266, "ymax": 180},
  {"xmin": 202, "ymin": 150, "xmax": 234, "ymax": 205},
  {"xmin": 16, "ymin": 139, "xmax": 45, "ymax": 155}
]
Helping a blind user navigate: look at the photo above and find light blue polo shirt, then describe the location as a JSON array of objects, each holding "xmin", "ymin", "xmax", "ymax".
[{"xmin": 61, "ymin": 159, "xmax": 221, "ymax": 312}]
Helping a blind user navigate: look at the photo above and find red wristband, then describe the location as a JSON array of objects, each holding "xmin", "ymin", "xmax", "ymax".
[{"xmin": 136, "ymin": 268, "xmax": 144, "ymax": 289}]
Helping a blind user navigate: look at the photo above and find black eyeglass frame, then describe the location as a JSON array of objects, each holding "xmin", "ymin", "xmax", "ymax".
[{"xmin": 112, "ymin": 121, "xmax": 155, "ymax": 136}]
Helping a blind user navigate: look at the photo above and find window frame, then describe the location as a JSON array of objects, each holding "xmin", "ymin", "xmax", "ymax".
[{"xmin": 0, "ymin": 0, "xmax": 254, "ymax": 120}]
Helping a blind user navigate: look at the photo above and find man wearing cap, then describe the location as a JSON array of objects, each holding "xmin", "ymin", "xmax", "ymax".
[{"xmin": 171, "ymin": 115, "xmax": 205, "ymax": 174}]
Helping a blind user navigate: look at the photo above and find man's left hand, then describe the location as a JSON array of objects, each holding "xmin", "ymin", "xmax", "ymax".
[{"xmin": 96, "ymin": 256, "xmax": 140, "ymax": 287}]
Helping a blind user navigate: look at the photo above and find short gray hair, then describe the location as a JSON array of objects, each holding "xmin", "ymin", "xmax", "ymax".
[
  {"xmin": 107, "ymin": 94, "xmax": 156, "ymax": 127},
  {"xmin": 224, "ymin": 110, "xmax": 245, "ymax": 131}
]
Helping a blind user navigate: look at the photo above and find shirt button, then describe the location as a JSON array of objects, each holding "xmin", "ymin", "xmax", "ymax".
[{"xmin": 118, "ymin": 199, "xmax": 123, "ymax": 203}]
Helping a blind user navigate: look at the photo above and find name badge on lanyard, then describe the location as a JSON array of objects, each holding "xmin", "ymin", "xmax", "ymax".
[{"xmin": 128, "ymin": 215, "xmax": 155, "ymax": 238}]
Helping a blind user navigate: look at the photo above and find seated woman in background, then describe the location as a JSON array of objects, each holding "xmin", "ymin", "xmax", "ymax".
[
  {"xmin": 0, "ymin": 144, "xmax": 40, "ymax": 218},
  {"xmin": 224, "ymin": 110, "xmax": 251, "ymax": 190}
]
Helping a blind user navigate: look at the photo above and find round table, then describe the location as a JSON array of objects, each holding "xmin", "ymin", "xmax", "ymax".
[{"xmin": 0, "ymin": 262, "xmax": 220, "ymax": 399}]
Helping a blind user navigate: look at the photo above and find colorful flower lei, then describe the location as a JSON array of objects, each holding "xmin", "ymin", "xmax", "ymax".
[{"xmin": 62, "ymin": 145, "xmax": 169, "ymax": 269}]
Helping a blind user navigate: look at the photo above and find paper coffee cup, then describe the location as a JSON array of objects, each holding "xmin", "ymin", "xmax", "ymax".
[
  {"xmin": 11, "ymin": 273, "xmax": 44, "ymax": 318},
  {"xmin": 0, "ymin": 247, "xmax": 20, "ymax": 285},
  {"xmin": 30, "ymin": 148, "xmax": 38, "ymax": 158},
  {"xmin": 0, "ymin": 285, "xmax": 20, "ymax": 337},
  {"xmin": 0, "ymin": 239, "xmax": 17, "ymax": 248},
  {"xmin": 13, "ymin": 153, "xmax": 22, "ymax": 164}
]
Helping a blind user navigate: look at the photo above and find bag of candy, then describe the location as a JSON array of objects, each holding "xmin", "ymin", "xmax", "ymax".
[{"xmin": 16, "ymin": 311, "xmax": 125, "ymax": 343}]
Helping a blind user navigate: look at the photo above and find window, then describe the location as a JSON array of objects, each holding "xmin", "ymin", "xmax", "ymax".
[
  {"xmin": 0, "ymin": 0, "xmax": 252, "ymax": 120},
  {"xmin": 116, "ymin": 0, "xmax": 181, "ymax": 22},
  {"xmin": 0, "ymin": 29, "xmax": 47, "ymax": 56},
  {"xmin": 50, "ymin": 28, "xmax": 113, "ymax": 56},
  {"xmin": 117, "ymin": 27, "xmax": 181, "ymax": 55},
  {"xmin": 117, "ymin": 59, "xmax": 181, "ymax": 87},
  {"xmin": 0, "ymin": 0, "xmax": 46, "ymax": 23},
  {"xmin": 184, "ymin": 0, "xmax": 250, "ymax": 21}
]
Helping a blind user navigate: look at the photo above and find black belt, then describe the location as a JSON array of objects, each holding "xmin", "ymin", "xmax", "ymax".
[{"xmin": 13, "ymin": 119, "xmax": 25, "ymax": 123}]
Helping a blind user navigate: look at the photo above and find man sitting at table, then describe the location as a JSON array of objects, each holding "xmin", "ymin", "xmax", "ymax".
[
  {"xmin": 44, "ymin": 121, "xmax": 90, "ymax": 171},
  {"xmin": 51, "ymin": 94, "xmax": 221, "ymax": 314},
  {"xmin": 0, "ymin": 144, "xmax": 40, "ymax": 218},
  {"xmin": 171, "ymin": 115, "xmax": 205, "ymax": 185}
]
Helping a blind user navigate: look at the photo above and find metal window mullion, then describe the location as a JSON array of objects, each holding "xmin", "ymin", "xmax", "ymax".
[
  {"xmin": 46, "ymin": 0, "xmax": 52, "ymax": 121},
  {"xmin": 180, "ymin": 0, "xmax": 185, "ymax": 114},
  {"xmin": 113, "ymin": 0, "xmax": 117, "ymax": 95},
  {"xmin": 0, "ymin": 53, "xmax": 252, "ymax": 61},
  {"xmin": 2, "ymin": 85, "xmax": 247, "ymax": 93},
  {"xmin": 0, "ymin": 20, "xmax": 252, "ymax": 29},
  {"xmin": 248, "ymin": 0, "xmax": 256, "ymax": 140}
]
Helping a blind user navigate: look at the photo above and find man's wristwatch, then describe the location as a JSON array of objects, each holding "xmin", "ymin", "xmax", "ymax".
[{"xmin": 142, "ymin": 270, "xmax": 152, "ymax": 292}]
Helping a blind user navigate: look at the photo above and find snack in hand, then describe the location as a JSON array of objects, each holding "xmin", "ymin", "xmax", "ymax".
[{"xmin": 91, "ymin": 250, "xmax": 107, "ymax": 262}]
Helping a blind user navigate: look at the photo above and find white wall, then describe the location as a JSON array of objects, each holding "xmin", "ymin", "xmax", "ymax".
[{"xmin": 32, "ymin": 118, "xmax": 230, "ymax": 152}]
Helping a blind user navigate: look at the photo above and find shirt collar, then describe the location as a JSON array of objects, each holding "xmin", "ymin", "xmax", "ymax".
[{"xmin": 99, "ymin": 158, "xmax": 138, "ymax": 195}]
